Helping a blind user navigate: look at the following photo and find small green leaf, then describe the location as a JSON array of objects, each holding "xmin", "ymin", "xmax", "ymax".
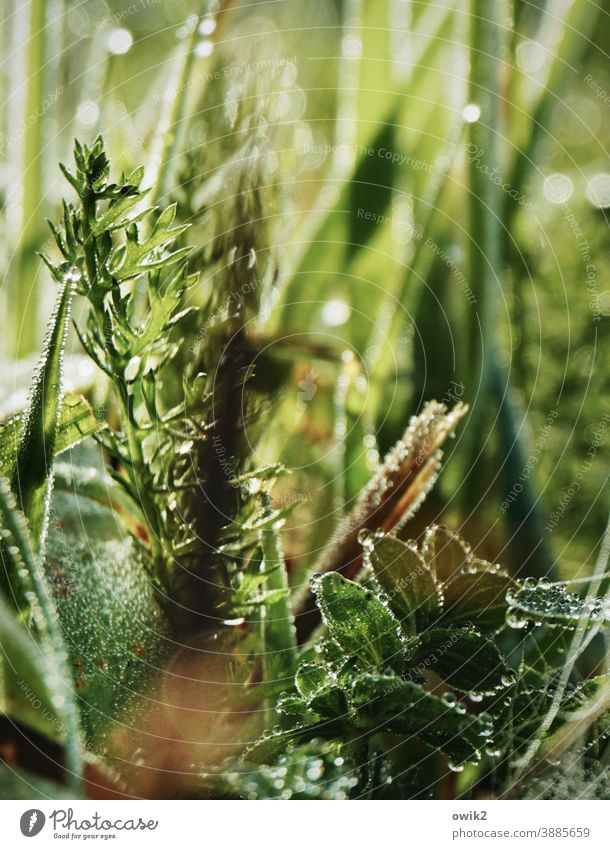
[
  {"xmin": 408, "ymin": 628, "xmax": 509, "ymax": 695},
  {"xmin": 310, "ymin": 572, "xmax": 406, "ymax": 672},
  {"xmin": 506, "ymin": 581, "xmax": 609, "ymax": 628},
  {"xmin": 295, "ymin": 661, "xmax": 331, "ymax": 699},
  {"xmin": 367, "ymin": 534, "xmax": 441, "ymax": 633},
  {"xmin": 420, "ymin": 524, "xmax": 472, "ymax": 584},
  {"xmin": 11, "ymin": 282, "xmax": 74, "ymax": 552},
  {"xmin": 441, "ymin": 564, "xmax": 515, "ymax": 631}
]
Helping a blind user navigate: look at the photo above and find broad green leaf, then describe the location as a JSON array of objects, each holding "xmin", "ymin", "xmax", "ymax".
[
  {"xmin": 408, "ymin": 628, "xmax": 509, "ymax": 695},
  {"xmin": 506, "ymin": 581, "xmax": 609, "ymax": 629},
  {"xmin": 441, "ymin": 564, "xmax": 515, "ymax": 631},
  {"xmin": 295, "ymin": 661, "xmax": 331, "ymax": 700},
  {"xmin": 349, "ymin": 672, "xmax": 493, "ymax": 765},
  {"xmin": 11, "ymin": 282, "xmax": 74, "ymax": 552},
  {"xmin": 368, "ymin": 534, "xmax": 441, "ymax": 633},
  {"xmin": 0, "ymin": 393, "xmax": 102, "ymax": 480},
  {"xmin": 295, "ymin": 661, "xmax": 348, "ymax": 718},
  {"xmin": 308, "ymin": 684, "xmax": 348, "ymax": 719},
  {"xmin": 0, "ymin": 592, "xmax": 65, "ymax": 741},
  {"xmin": 311, "ymin": 572, "xmax": 406, "ymax": 673},
  {"xmin": 46, "ymin": 477, "xmax": 169, "ymax": 746},
  {"xmin": 420, "ymin": 524, "xmax": 472, "ymax": 584}
]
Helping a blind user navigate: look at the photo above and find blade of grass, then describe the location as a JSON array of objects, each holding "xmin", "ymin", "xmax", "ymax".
[
  {"xmin": 12, "ymin": 0, "xmax": 47, "ymax": 357},
  {"xmin": 271, "ymin": 0, "xmax": 458, "ymax": 319},
  {"xmin": 504, "ymin": 0, "xmax": 601, "ymax": 231},
  {"xmin": 12, "ymin": 280, "xmax": 74, "ymax": 553},
  {"xmin": 0, "ymin": 478, "xmax": 83, "ymax": 792},
  {"xmin": 146, "ymin": 0, "xmax": 223, "ymax": 204},
  {"xmin": 513, "ymin": 512, "xmax": 610, "ymax": 772},
  {"xmin": 259, "ymin": 491, "xmax": 297, "ymax": 712}
]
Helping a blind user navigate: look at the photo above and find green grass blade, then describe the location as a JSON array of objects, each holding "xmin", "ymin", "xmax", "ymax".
[
  {"xmin": 259, "ymin": 492, "xmax": 297, "ymax": 704},
  {"xmin": 0, "ymin": 477, "xmax": 83, "ymax": 791},
  {"xmin": 11, "ymin": 281, "xmax": 74, "ymax": 552}
]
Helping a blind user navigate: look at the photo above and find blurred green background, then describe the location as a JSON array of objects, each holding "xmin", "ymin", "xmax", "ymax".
[{"xmin": 0, "ymin": 0, "xmax": 608, "ymax": 586}]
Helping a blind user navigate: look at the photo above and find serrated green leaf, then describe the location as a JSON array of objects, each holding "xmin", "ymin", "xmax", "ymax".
[
  {"xmin": 349, "ymin": 672, "xmax": 492, "ymax": 764},
  {"xmin": 367, "ymin": 534, "xmax": 441, "ymax": 633},
  {"xmin": 0, "ymin": 393, "xmax": 103, "ymax": 480},
  {"xmin": 441, "ymin": 564, "xmax": 515, "ymax": 631},
  {"xmin": 408, "ymin": 628, "xmax": 509, "ymax": 695},
  {"xmin": 311, "ymin": 572, "xmax": 406, "ymax": 672},
  {"xmin": 506, "ymin": 581, "xmax": 609, "ymax": 628},
  {"xmin": 420, "ymin": 524, "xmax": 472, "ymax": 584},
  {"xmin": 295, "ymin": 661, "xmax": 331, "ymax": 699},
  {"xmin": 11, "ymin": 282, "xmax": 74, "ymax": 552}
]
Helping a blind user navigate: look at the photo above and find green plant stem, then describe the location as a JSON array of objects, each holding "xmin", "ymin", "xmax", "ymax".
[
  {"xmin": 461, "ymin": 0, "xmax": 505, "ymax": 503},
  {"xmin": 150, "ymin": 2, "xmax": 219, "ymax": 205},
  {"xmin": 80, "ymin": 190, "xmax": 165, "ymax": 569},
  {"xmin": 259, "ymin": 491, "xmax": 296, "ymax": 716},
  {"xmin": 13, "ymin": 0, "xmax": 47, "ymax": 357},
  {"xmin": 121, "ymin": 387, "xmax": 165, "ymax": 568}
]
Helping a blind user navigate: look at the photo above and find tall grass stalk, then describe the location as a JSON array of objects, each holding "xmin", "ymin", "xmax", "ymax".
[
  {"xmin": 12, "ymin": 0, "xmax": 47, "ymax": 357},
  {"xmin": 463, "ymin": 0, "xmax": 505, "ymax": 475},
  {"xmin": 259, "ymin": 491, "xmax": 297, "ymax": 717},
  {"xmin": 147, "ymin": 5, "xmax": 212, "ymax": 204},
  {"xmin": 515, "ymin": 512, "xmax": 610, "ymax": 773}
]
